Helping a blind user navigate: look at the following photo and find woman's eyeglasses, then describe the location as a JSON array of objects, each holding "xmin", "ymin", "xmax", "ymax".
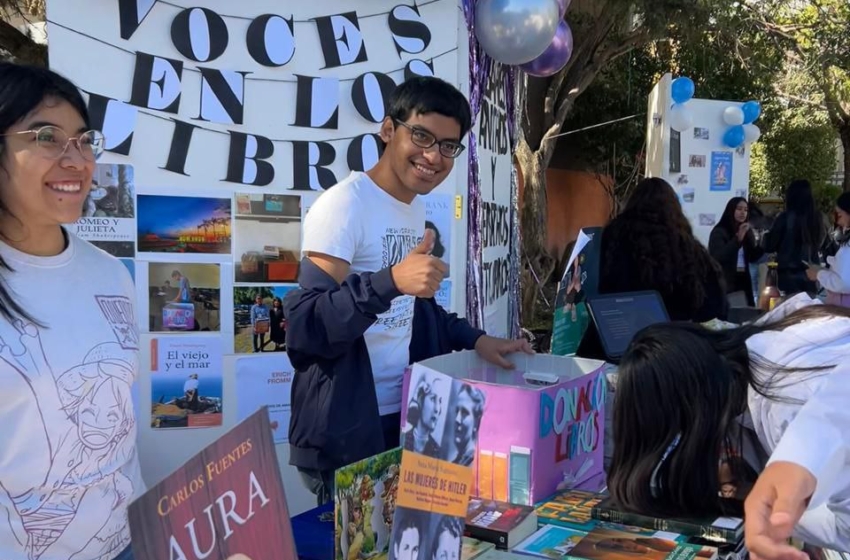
[
  {"xmin": 1, "ymin": 125, "xmax": 105, "ymax": 161},
  {"xmin": 394, "ymin": 120, "xmax": 465, "ymax": 159}
]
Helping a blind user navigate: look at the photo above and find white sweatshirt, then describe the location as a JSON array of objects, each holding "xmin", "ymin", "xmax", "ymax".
[
  {"xmin": 817, "ymin": 243, "xmax": 850, "ymax": 295},
  {"xmin": 0, "ymin": 230, "xmax": 144, "ymax": 560},
  {"xmin": 747, "ymin": 294, "xmax": 850, "ymax": 550}
]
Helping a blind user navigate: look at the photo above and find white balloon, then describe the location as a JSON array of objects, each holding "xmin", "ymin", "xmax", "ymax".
[
  {"xmin": 668, "ymin": 104, "xmax": 693, "ymax": 132},
  {"xmin": 744, "ymin": 123, "xmax": 761, "ymax": 143},
  {"xmin": 723, "ymin": 106, "xmax": 745, "ymax": 126}
]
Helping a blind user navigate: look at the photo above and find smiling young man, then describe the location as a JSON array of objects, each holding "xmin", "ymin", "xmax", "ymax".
[{"xmin": 284, "ymin": 76, "xmax": 532, "ymax": 505}]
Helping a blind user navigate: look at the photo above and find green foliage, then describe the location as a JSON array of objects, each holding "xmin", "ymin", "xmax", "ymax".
[
  {"xmin": 233, "ymin": 287, "xmax": 275, "ymax": 305},
  {"xmin": 749, "ymin": 104, "xmax": 837, "ymax": 205}
]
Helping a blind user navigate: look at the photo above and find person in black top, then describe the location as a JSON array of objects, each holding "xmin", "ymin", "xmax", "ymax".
[
  {"xmin": 763, "ymin": 179, "xmax": 826, "ymax": 296},
  {"xmin": 597, "ymin": 177, "xmax": 728, "ymax": 322},
  {"xmin": 709, "ymin": 197, "xmax": 765, "ymax": 306}
]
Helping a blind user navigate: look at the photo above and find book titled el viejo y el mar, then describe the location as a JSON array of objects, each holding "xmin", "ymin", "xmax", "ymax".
[{"xmin": 128, "ymin": 407, "xmax": 296, "ymax": 560}]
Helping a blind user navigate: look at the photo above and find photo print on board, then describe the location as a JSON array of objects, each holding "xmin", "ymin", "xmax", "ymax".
[
  {"xmin": 688, "ymin": 154, "xmax": 706, "ymax": 168},
  {"xmin": 148, "ymin": 262, "xmax": 221, "ymax": 333},
  {"xmin": 72, "ymin": 163, "xmax": 136, "ymax": 257},
  {"xmin": 234, "ymin": 193, "xmax": 302, "ymax": 284},
  {"xmin": 233, "ymin": 285, "xmax": 298, "ymax": 354},
  {"xmin": 699, "ymin": 213, "xmax": 717, "ymax": 227},
  {"xmin": 682, "ymin": 186, "xmax": 695, "ymax": 203},
  {"xmin": 137, "ymin": 195, "xmax": 232, "ymax": 255},
  {"xmin": 424, "ymin": 193, "xmax": 453, "ymax": 278},
  {"xmin": 149, "ymin": 336, "xmax": 223, "ymax": 429},
  {"xmin": 694, "ymin": 127, "xmax": 710, "ymax": 140}
]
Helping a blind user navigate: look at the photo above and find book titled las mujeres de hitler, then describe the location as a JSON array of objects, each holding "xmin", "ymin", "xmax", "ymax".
[{"xmin": 128, "ymin": 407, "xmax": 296, "ymax": 560}]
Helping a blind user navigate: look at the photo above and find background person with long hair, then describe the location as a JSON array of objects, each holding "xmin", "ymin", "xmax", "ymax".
[
  {"xmin": 608, "ymin": 294, "xmax": 850, "ymax": 557},
  {"xmin": 763, "ymin": 179, "xmax": 826, "ymax": 295},
  {"xmin": 0, "ymin": 62, "xmax": 142, "ymax": 560},
  {"xmin": 709, "ymin": 197, "xmax": 765, "ymax": 306},
  {"xmin": 598, "ymin": 177, "xmax": 728, "ymax": 322}
]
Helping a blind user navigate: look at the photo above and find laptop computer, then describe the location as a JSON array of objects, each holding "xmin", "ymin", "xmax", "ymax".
[{"xmin": 580, "ymin": 291, "xmax": 670, "ymax": 364}]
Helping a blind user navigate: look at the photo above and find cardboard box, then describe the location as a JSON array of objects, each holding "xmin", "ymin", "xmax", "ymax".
[{"xmin": 401, "ymin": 351, "xmax": 606, "ymax": 506}]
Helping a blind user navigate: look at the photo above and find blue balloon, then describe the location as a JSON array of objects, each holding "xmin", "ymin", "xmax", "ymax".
[
  {"xmin": 742, "ymin": 100, "xmax": 762, "ymax": 124},
  {"xmin": 671, "ymin": 77, "xmax": 695, "ymax": 104},
  {"xmin": 724, "ymin": 125, "xmax": 746, "ymax": 148}
]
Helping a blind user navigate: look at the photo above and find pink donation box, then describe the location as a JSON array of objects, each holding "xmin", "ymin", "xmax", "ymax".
[
  {"xmin": 163, "ymin": 302, "xmax": 195, "ymax": 330},
  {"xmin": 401, "ymin": 351, "xmax": 606, "ymax": 506}
]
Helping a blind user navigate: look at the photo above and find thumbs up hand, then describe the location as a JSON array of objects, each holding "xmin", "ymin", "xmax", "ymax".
[{"xmin": 391, "ymin": 229, "xmax": 448, "ymax": 298}]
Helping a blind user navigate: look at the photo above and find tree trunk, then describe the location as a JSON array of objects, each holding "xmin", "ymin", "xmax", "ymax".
[
  {"xmin": 517, "ymin": 140, "xmax": 556, "ymax": 327},
  {"xmin": 841, "ymin": 125, "xmax": 850, "ymax": 192},
  {"xmin": 0, "ymin": 18, "xmax": 46, "ymax": 65}
]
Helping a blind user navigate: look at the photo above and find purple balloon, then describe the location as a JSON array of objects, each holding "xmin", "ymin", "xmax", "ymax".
[
  {"xmin": 557, "ymin": 0, "xmax": 572, "ymax": 17},
  {"xmin": 520, "ymin": 21, "xmax": 573, "ymax": 78}
]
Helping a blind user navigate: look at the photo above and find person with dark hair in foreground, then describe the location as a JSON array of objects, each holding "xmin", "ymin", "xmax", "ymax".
[
  {"xmin": 285, "ymin": 76, "xmax": 532, "ymax": 505},
  {"xmin": 608, "ymin": 294, "xmax": 850, "ymax": 558}
]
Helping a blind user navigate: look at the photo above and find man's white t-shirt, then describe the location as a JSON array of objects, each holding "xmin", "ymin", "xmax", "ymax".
[
  {"xmin": 0, "ymin": 230, "xmax": 144, "ymax": 560},
  {"xmin": 302, "ymin": 171, "xmax": 425, "ymax": 415}
]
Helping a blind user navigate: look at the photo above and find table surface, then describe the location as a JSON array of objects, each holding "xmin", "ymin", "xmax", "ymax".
[{"xmin": 292, "ymin": 502, "xmax": 334, "ymax": 560}]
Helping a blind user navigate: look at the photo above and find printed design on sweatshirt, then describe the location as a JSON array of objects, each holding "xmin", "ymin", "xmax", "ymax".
[
  {"xmin": 95, "ymin": 295, "xmax": 139, "ymax": 350},
  {"xmin": 0, "ymin": 315, "xmax": 138, "ymax": 560}
]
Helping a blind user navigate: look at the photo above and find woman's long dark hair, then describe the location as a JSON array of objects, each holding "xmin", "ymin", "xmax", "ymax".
[
  {"xmin": 600, "ymin": 177, "xmax": 722, "ymax": 318},
  {"xmin": 0, "ymin": 62, "xmax": 90, "ymax": 324},
  {"xmin": 717, "ymin": 197, "xmax": 747, "ymax": 235},
  {"xmin": 608, "ymin": 304, "xmax": 849, "ymax": 519},
  {"xmin": 785, "ymin": 179, "xmax": 825, "ymax": 249}
]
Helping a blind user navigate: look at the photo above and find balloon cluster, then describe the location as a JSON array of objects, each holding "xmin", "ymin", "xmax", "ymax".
[
  {"xmin": 722, "ymin": 101, "xmax": 762, "ymax": 149},
  {"xmin": 668, "ymin": 77, "xmax": 696, "ymax": 132},
  {"xmin": 474, "ymin": 0, "xmax": 574, "ymax": 78}
]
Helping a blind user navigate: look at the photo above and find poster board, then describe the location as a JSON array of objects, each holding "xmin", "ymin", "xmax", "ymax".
[
  {"xmin": 45, "ymin": 0, "xmax": 482, "ymax": 516},
  {"xmin": 645, "ymin": 74, "xmax": 752, "ymax": 247}
]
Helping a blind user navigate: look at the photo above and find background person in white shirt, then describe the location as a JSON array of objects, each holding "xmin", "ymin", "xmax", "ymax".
[
  {"xmin": 0, "ymin": 62, "xmax": 142, "ymax": 560},
  {"xmin": 607, "ymin": 294, "xmax": 850, "ymax": 558},
  {"xmin": 808, "ymin": 192, "xmax": 850, "ymax": 307}
]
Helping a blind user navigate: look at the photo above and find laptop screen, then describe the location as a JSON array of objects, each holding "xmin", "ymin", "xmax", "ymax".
[{"xmin": 586, "ymin": 291, "xmax": 670, "ymax": 361}]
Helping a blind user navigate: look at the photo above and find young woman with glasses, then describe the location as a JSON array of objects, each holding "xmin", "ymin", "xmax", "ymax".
[{"xmin": 0, "ymin": 62, "xmax": 142, "ymax": 560}]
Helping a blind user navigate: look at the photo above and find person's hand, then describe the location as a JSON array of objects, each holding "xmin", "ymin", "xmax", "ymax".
[
  {"xmin": 390, "ymin": 229, "xmax": 448, "ymax": 298},
  {"xmin": 474, "ymin": 335, "xmax": 534, "ymax": 369},
  {"xmin": 805, "ymin": 263, "xmax": 821, "ymax": 282},
  {"xmin": 737, "ymin": 222, "xmax": 750, "ymax": 242},
  {"xmin": 744, "ymin": 461, "xmax": 816, "ymax": 560}
]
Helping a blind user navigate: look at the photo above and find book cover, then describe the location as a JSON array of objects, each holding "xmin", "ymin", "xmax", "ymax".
[
  {"xmin": 512, "ymin": 523, "xmax": 587, "ymax": 558},
  {"xmin": 334, "ymin": 447, "xmax": 402, "ymax": 560},
  {"xmin": 535, "ymin": 490, "xmax": 606, "ymax": 532},
  {"xmin": 551, "ymin": 227, "xmax": 602, "ymax": 356},
  {"xmin": 390, "ymin": 365, "xmax": 480, "ymax": 560},
  {"xmin": 564, "ymin": 525, "xmax": 716, "ymax": 560},
  {"xmin": 128, "ymin": 407, "xmax": 296, "ymax": 559},
  {"xmin": 465, "ymin": 498, "xmax": 537, "ymax": 549},
  {"xmin": 591, "ymin": 497, "xmax": 743, "ymax": 544},
  {"xmin": 462, "ymin": 536, "xmax": 497, "ymax": 559}
]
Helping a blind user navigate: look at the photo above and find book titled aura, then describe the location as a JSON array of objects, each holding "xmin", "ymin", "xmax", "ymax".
[
  {"xmin": 590, "ymin": 497, "xmax": 743, "ymax": 544},
  {"xmin": 128, "ymin": 408, "xmax": 296, "ymax": 560}
]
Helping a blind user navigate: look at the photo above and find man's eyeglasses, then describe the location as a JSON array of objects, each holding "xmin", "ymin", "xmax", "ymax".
[
  {"xmin": 1, "ymin": 126, "xmax": 105, "ymax": 162},
  {"xmin": 394, "ymin": 120, "xmax": 465, "ymax": 159}
]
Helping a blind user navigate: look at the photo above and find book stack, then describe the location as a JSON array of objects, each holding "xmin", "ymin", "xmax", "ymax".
[
  {"xmin": 460, "ymin": 489, "xmax": 748, "ymax": 559},
  {"xmin": 464, "ymin": 488, "xmax": 849, "ymax": 559}
]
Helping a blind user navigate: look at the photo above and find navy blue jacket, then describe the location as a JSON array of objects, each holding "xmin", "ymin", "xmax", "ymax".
[{"xmin": 284, "ymin": 258, "xmax": 485, "ymax": 472}]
